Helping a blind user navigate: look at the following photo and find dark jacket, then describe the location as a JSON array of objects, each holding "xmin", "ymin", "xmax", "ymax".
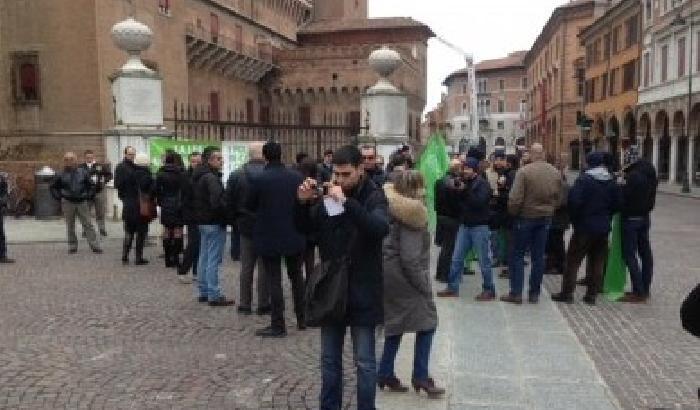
[
  {"xmin": 366, "ymin": 168, "xmax": 387, "ymax": 188},
  {"xmin": 225, "ymin": 159, "xmax": 266, "ymax": 237},
  {"xmin": 181, "ymin": 167, "xmax": 196, "ymax": 225},
  {"xmin": 114, "ymin": 159, "xmax": 133, "ymax": 200},
  {"xmin": 319, "ymin": 163, "xmax": 333, "ymax": 183},
  {"xmin": 192, "ymin": 165, "xmax": 226, "ymax": 226},
  {"xmin": 622, "ymin": 160, "xmax": 658, "ymax": 218},
  {"xmin": 50, "ymin": 167, "xmax": 95, "ymax": 203},
  {"xmin": 295, "ymin": 176, "xmax": 390, "ymax": 327},
  {"xmin": 681, "ymin": 283, "xmax": 700, "ymax": 338},
  {"xmin": 0, "ymin": 174, "xmax": 7, "ymax": 209},
  {"xmin": 568, "ymin": 168, "xmax": 622, "ymax": 235},
  {"xmin": 488, "ymin": 167, "xmax": 511, "ymax": 229},
  {"xmin": 434, "ymin": 173, "xmax": 461, "ymax": 245},
  {"xmin": 551, "ymin": 177, "xmax": 570, "ymax": 231},
  {"xmin": 155, "ymin": 164, "xmax": 187, "ymax": 227},
  {"xmin": 116, "ymin": 164, "xmax": 154, "ymax": 227},
  {"xmin": 80, "ymin": 162, "xmax": 113, "ymax": 193},
  {"xmin": 450, "ymin": 175, "xmax": 492, "ymax": 227},
  {"xmin": 247, "ymin": 162, "xmax": 305, "ymax": 257}
]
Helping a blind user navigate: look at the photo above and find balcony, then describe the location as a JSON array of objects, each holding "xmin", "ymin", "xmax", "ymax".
[{"xmin": 185, "ymin": 23, "xmax": 277, "ymax": 83}]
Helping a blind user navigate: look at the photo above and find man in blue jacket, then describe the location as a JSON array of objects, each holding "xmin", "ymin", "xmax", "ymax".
[
  {"xmin": 552, "ymin": 152, "xmax": 622, "ymax": 305},
  {"xmin": 437, "ymin": 157, "xmax": 495, "ymax": 301}
]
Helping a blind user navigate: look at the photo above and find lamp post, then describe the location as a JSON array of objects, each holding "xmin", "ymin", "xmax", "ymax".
[{"xmin": 672, "ymin": 0, "xmax": 693, "ymax": 193}]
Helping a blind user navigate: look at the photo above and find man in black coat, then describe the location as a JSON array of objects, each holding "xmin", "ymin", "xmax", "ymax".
[
  {"xmin": 178, "ymin": 152, "xmax": 202, "ymax": 282},
  {"xmin": 247, "ymin": 141, "xmax": 306, "ymax": 337},
  {"xmin": 434, "ymin": 159, "xmax": 463, "ymax": 282},
  {"xmin": 295, "ymin": 145, "xmax": 390, "ymax": 410},
  {"xmin": 226, "ymin": 142, "xmax": 270, "ymax": 315},
  {"xmin": 0, "ymin": 172, "xmax": 13, "ymax": 263},
  {"xmin": 619, "ymin": 146, "xmax": 658, "ymax": 303},
  {"xmin": 361, "ymin": 145, "xmax": 386, "ymax": 187},
  {"xmin": 51, "ymin": 152, "xmax": 101, "ymax": 254}
]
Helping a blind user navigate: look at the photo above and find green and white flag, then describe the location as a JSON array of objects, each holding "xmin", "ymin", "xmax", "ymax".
[{"xmin": 417, "ymin": 134, "xmax": 450, "ymax": 231}]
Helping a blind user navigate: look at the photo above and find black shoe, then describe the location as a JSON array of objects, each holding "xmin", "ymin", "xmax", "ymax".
[
  {"xmin": 208, "ymin": 297, "xmax": 235, "ymax": 307},
  {"xmin": 69, "ymin": 249, "xmax": 78, "ymax": 254},
  {"xmin": 134, "ymin": 259, "xmax": 149, "ymax": 266},
  {"xmin": 198, "ymin": 296, "xmax": 208, "ymax": 303},
  {"xmin": 0, "ymin": 258, "xmax": 15, "ymax": 264},
  {"xmin": 297, "ymin": 319, "xmax": 306, "ymax": 331},
  {"xmin": 91, "ymin": 248, "xmax": 103, "ymax": 254},
  {"xmin": 255, "ymin": 326, "xmax": 287, "ymax": 338},
  {"xmin": 583, "ymin": 295, "xmax": 596, "ymax": 306},
  {"xmin": 256, "ymin": 306, "xmax": 272, "ymax": 315},
  {"xmin": 463, "ymin": 269, "xmax": 476, "ymax": 276},
  {"xmin": 551, "ymin": 293, "xmax": 574, "ymax": 304},
  {"xmin": 99, "ymin": 229, "xmax": 108, "ymax": 237},
  {"xmin": 528, "ymin": 294, "xmax": 540, "ymax": 304},
  {"xmin": 576, "ymin": 278, "xmax": 590, "ymax": 286},
  {"xmin": 237, "ymin": 306, "xmax": 252, "ymax": 315}
]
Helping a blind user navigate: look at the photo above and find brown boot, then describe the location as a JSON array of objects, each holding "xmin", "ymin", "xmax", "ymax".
[
  {"xmin": 436, "ymin": 289, "xmax": 459, "ymax": 298},
  {"xmin": 475, "ymin": 291, "xmax": 496, "ymax": 302},
  {"xmin": 500, "ymin": 294, "xmax": 523, "ymax": 305},
  {"xmin": 378, "ymin": 376, "xmax": 409, "ymax": 393},
  {"xmin": 619, "ymin": 293, "xmax": 647, "ymax": 303},
  {"xmin": 412, "ymin": 378, "xmax": 445, "ymax": 399}
]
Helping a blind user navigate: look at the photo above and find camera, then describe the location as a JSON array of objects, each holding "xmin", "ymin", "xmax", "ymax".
[{"xmin": 312, "ymin": 183, "xmax": 329, "ymax": 196}]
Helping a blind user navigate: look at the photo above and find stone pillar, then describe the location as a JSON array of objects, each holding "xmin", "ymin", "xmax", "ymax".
[
  {"xmin": 669, "ymin": 135, "xmax": 678, "ymax": 184},
  {"xmin": 360, "ymin": 47, "xmax": 409, "ymax": 161},
  {"xmin": 652, "ymin": 136, "xmax": 660, "ymax": 171}
]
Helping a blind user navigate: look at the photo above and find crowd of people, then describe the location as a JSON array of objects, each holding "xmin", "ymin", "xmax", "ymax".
[{"xmin": 0, "ymin": 136, "xmax": 691, "ymax": 410}]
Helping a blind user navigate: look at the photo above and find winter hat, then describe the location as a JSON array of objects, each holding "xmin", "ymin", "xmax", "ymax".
[
  {"xmin": 134, "ymin": 153, "xmax": 150, "ymax": 167},
  {"xmin": 586, "ymin": 152, "xmax": 606, "ymax": 169},
  {"xmin": 623, "ymin": 146, "xmax": 640, "ymax": 169},
  {"xmin": 464, "ymin": 157, "xmax": 480, "ymax": 171}
]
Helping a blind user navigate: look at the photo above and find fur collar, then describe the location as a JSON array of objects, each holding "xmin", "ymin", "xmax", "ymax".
[{"xmin": 384, "ymin": 183, "xmax": 428, "ymax": 230}]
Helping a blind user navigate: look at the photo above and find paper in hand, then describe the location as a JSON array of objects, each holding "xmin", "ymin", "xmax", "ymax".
[{"xmin": 323, "ymin": 197, "xmax": 345, "ymax": 216}]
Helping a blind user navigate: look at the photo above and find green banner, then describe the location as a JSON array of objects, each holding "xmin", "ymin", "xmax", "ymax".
[
  {"xmin": 417, "ymin": 134, "xmax": 450, "ymax": 231},
  {"xmin": 604, "ymin": 214, "xmax": 628, "ymax": 301},
  {"xmin": 149, "ymin": 138, "xmax": 221, "ymax": 172}
]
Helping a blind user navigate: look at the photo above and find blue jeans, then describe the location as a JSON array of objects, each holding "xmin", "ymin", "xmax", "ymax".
[
  {"xmin": 509, "ymin": 217, "xmax": 551, "ymax": 297},
  {"xmin": 448, "ymin": 225, "xmax": 494, "ymax": 294},
  {"xmin": 622, "ymin": 216, "xmax": 653, "ymax": 297},
  {"xmin": 321, "ymin": 325, "xmax": 376, "ymax": 410},
  {"xmin": 197, "ymin": 225, "xmax": 226, "ymax": 301},
  {"xmin": 378, "ymin": 329, "xmax": 435, "ymax": 381}
]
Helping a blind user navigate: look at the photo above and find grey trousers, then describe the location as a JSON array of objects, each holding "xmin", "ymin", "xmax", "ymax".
[
  {"xmin": 63, "ymin": 200, "xmax": 100, "ymax": 250},
  {"xmin": 88, "ymin": 190, "xmax": 107, "ymax": 231},
  {"xmin": 239, "ymin": 234, "xmax": 270, "ymax": 309}
]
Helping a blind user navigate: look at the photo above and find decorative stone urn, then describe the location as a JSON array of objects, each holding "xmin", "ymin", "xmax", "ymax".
[
  {"xmin": 367, "ymin": 46, "xmax": 402, "ymax": 94},
  {"xmin": 111, "ymin": 17, "xmax": 153, "ymax": 72}
]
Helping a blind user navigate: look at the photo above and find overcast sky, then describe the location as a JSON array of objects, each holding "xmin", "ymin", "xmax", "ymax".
[{"xmin": 369, "ymin": 0, "xmax": 573, "ymax": 115}]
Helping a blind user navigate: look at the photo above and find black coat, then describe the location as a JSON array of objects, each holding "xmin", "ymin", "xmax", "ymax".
[
  {"xmin": 434, "ymin": 174, "xmax": 461, "ymax": 245},
  {"xmin": 192, "ymin": 165, "xmax": 226, "ymax": 226},
  {"xmin": 367, "ymin": 168, "xmax": 387, "ymax": 187},
  {"xmin": 0, "ymin": 174, "xmax": 8, "ymax": 209},
  {"xmin": 568, "ymin": 172, "xmax": 622, "ymax": 235},
  {"xmin": 156, "ymin": 164, "xmax": 187, "ymax": 227},
  {"xmin": 451, "ymin": 175, "xmax": 492, "ymax": 227},
  {"xmin": 225, "ymin": 160, "xmax": 266, "ymax": 237},
  {"xmin": 622, "ymin": 160, "xmax": 658, "ymax": 218},
  {"xmin": 318, "ymin": 163, "xmax": 333, "ymax": 183},
  {"xmin": 295, "ymin": 176, "xmax": 390, "ymax": 327},
  {"xmin": 50, "ymin": 167, "xmax": 95, "ymax": 203},
  {"xmin": 115, "ymin": 163, "xmax": 154, "ymax": 227},
  {"xmin": 181, "ymin": 167, "xmax": 196, "ymax": 225},
  {"xmin": 247, "ymin": 162, "xmax": 305, "ymax": 257},
  {"xmin": 681, "ymin": 283, "xmax": 700, "ymax": 338}
]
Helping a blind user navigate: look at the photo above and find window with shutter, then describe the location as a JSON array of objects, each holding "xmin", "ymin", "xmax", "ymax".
[{"xmin": 12, "ymin": 52, "xmax": 40, "ymax": 104}]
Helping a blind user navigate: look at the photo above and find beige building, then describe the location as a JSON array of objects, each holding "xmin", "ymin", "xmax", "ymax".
[
  {"xmin": 0, "ymin": 0, "xmax": 432, "ymax": 165},
  {"xmin": 524, "ymin": 0, "xmax": 608, "ymax": 164},
  {"xmin": 441, "ymin": 51, "xmax": 528, "ymax": 154}
]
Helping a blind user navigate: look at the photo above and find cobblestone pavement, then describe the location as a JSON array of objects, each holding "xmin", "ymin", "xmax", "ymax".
[
  {"xmin": 544, "ymin": 194, "xmax": 700, "ymax": 410},
  {"xmin": 0, "ymin": 242, "xmax": 353, "ymax": 409}
]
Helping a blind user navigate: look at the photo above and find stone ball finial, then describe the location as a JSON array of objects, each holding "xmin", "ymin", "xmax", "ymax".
[
  {"xmin": 367, "ymin": 46, "xmax": 402, "ymax": 94},
  {"xmin": 111, "ymin": 17, "xmax": 153, "ymax": 72},
  {"xmin": 369, "ymin": 46, "xmax": 402, "ymax": 78}
]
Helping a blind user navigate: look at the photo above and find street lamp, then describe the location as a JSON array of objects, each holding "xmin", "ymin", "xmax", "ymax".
[{"xmin": 672, "ymin": 0, "xmax": 693, "ymax": 193}]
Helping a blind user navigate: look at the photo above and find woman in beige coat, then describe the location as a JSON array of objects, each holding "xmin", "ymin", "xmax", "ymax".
[{"xmin": 378, "ymin": 170, "xmax": 445, "ymax": 398}]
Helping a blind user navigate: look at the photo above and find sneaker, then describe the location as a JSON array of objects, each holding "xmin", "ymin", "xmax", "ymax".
[
  {"xmin": 500, "ymin": 294, "xmax": 523, "ymax": 305},
  {"xmin": 436, "ymin": 289, "xmax": 459, "ymax": 298},
  {"xmin": 475, "ymin": 291, "xmax": 496, "ymax": 302},
  {"xmin": 178, "ymin": 275, "xmax": 193, "ymax": 284},
  {"xmin": 208, "ymin": 297, "xmax": 235, "ymax": 307},
  {"xmin": 0, "ymin": 258, "xmax": 15, "ymax": 264},
  {"xmin": 255, "ymin": 326, "xmax": 287, "ymax": 338},
  {"xmin": 551, "ymin": 293, "xmax": 574, "ymax": 304}
]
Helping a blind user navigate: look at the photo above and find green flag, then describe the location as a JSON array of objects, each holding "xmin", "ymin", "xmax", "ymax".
[
  {"xmin": 604, "ymin": 213, "xmax": 628, "ymax": 301},
  {"xmin": 149, "ymin": 138, "xmax": 221, "ymax": 172},
  {"xmin": 418, "ymin": 135, "xmax": 450, "ymax": 231}
]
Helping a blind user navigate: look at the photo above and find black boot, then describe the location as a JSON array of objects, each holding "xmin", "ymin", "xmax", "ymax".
[
  {"xmin": 135, "ymin": 232, "xmax": 149, "ymax": 265},
  {"xmin": 173, "ymin": 237, "xmax": 183, "ymax": 268},
  {"xmin": 163, "ymin": 238, "xmax": 173, "ymax": 268},
  {"xmin": 122, "ymin": 233, "xmax": 134, "ymax": 265}
]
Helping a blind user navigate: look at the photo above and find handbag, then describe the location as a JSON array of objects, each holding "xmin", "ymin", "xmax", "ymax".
[
  {"xmin": 138, "ymin": 189, "xmax": 157, "ymax": 223},
  {"xmin": 304, "ymin": 232, "xmax": 356, "ymax": 328}
]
